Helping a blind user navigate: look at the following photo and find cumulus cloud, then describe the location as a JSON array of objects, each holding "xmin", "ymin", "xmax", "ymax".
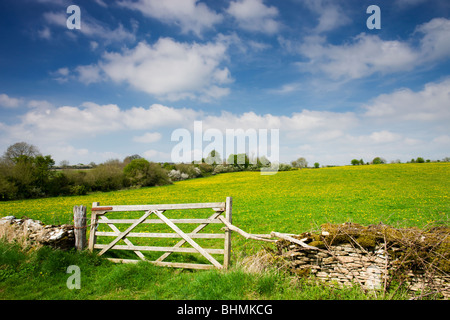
[
  {"xmin": 395, "ymin": 0, "xmax": 427, "ymax": 7},
  {"xmin": 49, "ymin": 67, "xmax": 70, "ymax": 83},
  {"xmin": 43, "ymin": 11, "xmax": 136, "ymax": 44},
  {"xmin": 296, "ymin": 34, "xmax": 419, "ymax": 80},
  {"xmin": 75, "ymin": 64, "xmax": 103, "ymax": 84},
  {"xmin": 226, "ymin": 0, "xmax": 280, "ymax": 34},
  {"xmin": 0, "ymin": 94, "xmax": 22, "ymax": 108},
  {"xmin": 1, "ymin": 77, "xmax": 449, "ymax": 165},
  {"xmin": 143, "ymin": 149, "xmax": 171, "ymax": 161},
  {"xmin": 27, "ymin": 100, "xmax": 54, "ymax": 111},
  {"xmin": 118, "ymin": 0, "xmax": 223, "ymax": 37},
  {"xmin": 416, "ymin": 17, "xmax": 450, "ymax": 63},
  {"xmin": 201, "ymin": 109, "xmax": 357, "ymax": 137},
  {"xmin": 296, "ymin": 18, "xmax": 450, "ymax": 80},
  {"xmin": 88, "ymin": 37, "xmax": 232, "ymax": 101},
  {"xmin": 132, "ymin": 132, "xmax": 162, "ymax": 143},
  {"xmin": 299, "ymin": 0, "xmax": 351, "ymax": 33},
  {"xmin": 122, "ymin": 104, "xmax": 200, "ymax": 129},
  {"xmin": 37, "ymin": 26, "xmax": 52, "ymax": 40},
  {"xmin": 5, "ymin": 102, "xmax": 200, "ymax": 143},
  {"xmin": 368, "ymin": 131, "xmax": 403, "ymax": 144},
  {"xmin": 363, "ymin": 78, "xmax": 450, "ymax": 125}
]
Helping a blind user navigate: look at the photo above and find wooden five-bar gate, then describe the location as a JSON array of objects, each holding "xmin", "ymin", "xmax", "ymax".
[{"xmin": 88, "ymin": 197, "xmax": 232, "ymax": 270}]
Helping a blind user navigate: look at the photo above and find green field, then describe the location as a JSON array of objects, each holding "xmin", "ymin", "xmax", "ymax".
[
  {"xmin": 1, "ymin": 163, "xmax": 448, "ymax": 230},
  {"xmin": 0, "ymin": 163, "xmax": 449, "ymax": 300}
]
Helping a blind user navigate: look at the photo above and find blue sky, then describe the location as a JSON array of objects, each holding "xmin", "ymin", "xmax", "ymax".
[{"xmin": 0, "ymin": 0, "xmax": 449, "ymax": 166}]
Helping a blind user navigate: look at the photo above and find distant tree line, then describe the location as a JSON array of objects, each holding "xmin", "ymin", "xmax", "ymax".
[
  {"xmin": 0, "ymin": 143, "xmax": 292, "ymax": 201},
  {"xmin": 1, "ymin": 143, "xmax": 211, "ymax": 200},
  {"xmin": 2, "ymin": 142, "xmax": 447, "ymax": 201},
  {"xmin": 350, "ymin": 156, "xmax": 448, "ymax": 165}
]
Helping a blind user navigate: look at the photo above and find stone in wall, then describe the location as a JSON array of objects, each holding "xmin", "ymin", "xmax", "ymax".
[
  {"xmin": 280, "ymin": 242, "xmax": 388, "ymax": 290},
  {"xmin": 275, "ymin": 223, "xmax": 450, "ymax": 299},
  {"xmin": 0, "ymin": 216, "xmax": 74, "ymax": 250}
]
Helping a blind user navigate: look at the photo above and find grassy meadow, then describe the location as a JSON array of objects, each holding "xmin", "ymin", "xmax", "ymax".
[
  {"xmin": 1, "ymin": 163, "xmax": 448, "ymax": 231},
  {"xmin": 0, "ymin": 163, "xmax": 449, "ymax": 299}
]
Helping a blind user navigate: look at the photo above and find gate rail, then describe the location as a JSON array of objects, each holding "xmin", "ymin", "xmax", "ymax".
[{"xmin": 89, "ymin": 197, "xmax": 232, "ymax": 270}]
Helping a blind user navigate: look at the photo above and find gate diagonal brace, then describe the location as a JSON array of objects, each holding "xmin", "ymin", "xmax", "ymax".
[
  {"xmin": 99, "ymin": 215, "xmax": 146, "ymax": 260},
  {"xmin": 156, "ymin": 210, "xmax": 224, "ymax": 263},
  {"xmin": 98, "ymin": 210, "xmax": 153, "ymax": 256},
  {"xmin": 153, "ymin": 210, "xmax": 223, "ymax": 269}
]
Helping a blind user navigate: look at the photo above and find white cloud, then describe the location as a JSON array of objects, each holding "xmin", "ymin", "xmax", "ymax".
[
  {"xmin": 45, "ymin": 144, "xmax": 90, "ymax": 164},
  {"xmin": 42, "ymin": 11, "xmax": 67, "ymax": 27},
  {"xmin": 199, "ymin": 109, "xmax": 358, "ymax": 147},
  {"xmin": 56, "ymin": 67, "xmax": 69, "ymax": 76},
  {"xmin": 36, "ymin": 0, "xmax": 69, "ymax": 5},
  {"xmin": 132, "ymin": 132, "xmax": 162, "ymax": 143},
  {"xmin": 43, "ymin": 11, "xmax": 136, "ymax": 44},
  {"xmin": 142, "ymin": 149, "xmax": 171, "ymax": 162},
  {"xmin": 226, "ymin": 0, "xmax": 280, "ymax": 34},
  {"xmin": 122, "ymin": 104, "xmax": 200, "ymax": 129},
  {"xmin": 296, "ymin": 18, "xmax": 450, "ymax": 80},
  {"xmin": 118, "ymin": 0, "xmax": 222, "ymax": 37},
  {"xmin": 81, "ymin": 22, "xmax": 136, "ymax": 44},
  {"xmin": 369, "ymin": 131, "xmax": 402, "ymax": 144},
  {"xmin": 432, "ymin": 135, "xmax": 450, "ymax": 145},
  {"xmin": 94, "ymin": 0, "xmax": 107, "ymax": 7},
  {"xmin": 19, "ymin": 103, "xmax": 122, "ymax": 139},
  {"xmin": 300, "ymin": 0, "xmax": 351, "ymax": 33},
  {"xmin": 98, "ymin": 38, "xmax": 232, "ymax": 101},
  {"xmin": 50, "ymin": 67, "xmax": 70, "ymax": 83},
  {"xmin": 6, "ymin": 102, "xmax": 200, "ymax": 143},
  {"xmin": 1, "ymin": 76, "xmax": 449, "ymax": 165},
  {"xmin": 0, "ymin": 94, "xmax": 22, "ymax": 108},
  {"xmin": 395, "ymin": 0, "xmax": 427, "ymax": 7},
  {"xmin": 90, "ymin": 41, "xmax": 99, "ymax": 51},
  {"xmin": 297, "ymin": 33, "xmax": 419, "ymax": 80},
  {"xmin": 270, "ymin": 82, "xmax": 302, "ymax": 94},
  {"xmin": 27, "ymin": 100, "xmax": 54, "ymax": 111},
  {"xmin": 75, "ymin": 64, "xmax": 102, "ymax": 84},
  {"xmin": 363, "ymin": 78, "xmax": 450, "ymax": 124},
  {"xmin": 37, "ymin": 27, "xmax": 52, "ymax": 40},
  {"xmin": 416, "ymin": 18, "xmax": 450, "ymax": 63}
]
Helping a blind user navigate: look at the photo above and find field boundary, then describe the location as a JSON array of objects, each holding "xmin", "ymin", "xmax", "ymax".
[{"xmin": 88, "ymin": 197, "xmax": 232, "ymax": 270}]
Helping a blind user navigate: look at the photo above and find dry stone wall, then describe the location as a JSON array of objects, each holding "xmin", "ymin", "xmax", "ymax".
[
  {"xmin": 284, "ymin": 243, "xmax": 388, "ymax": 290},
  {"xmin": 0, "ymin": 216, "xmax": 74, "ymax": 250},
  {"xmin": 276, "ymin": 223, "xmax": 450, "ymax": 298}
]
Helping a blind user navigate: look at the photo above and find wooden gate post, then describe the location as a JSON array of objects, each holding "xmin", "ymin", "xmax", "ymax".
[
  {"xmin": 73, "ymin": 205, "xmax": 87, "ymax": 251},
  {"xmin": 223, "ymin": 197, "xmax": 232, "ymax": 269}
]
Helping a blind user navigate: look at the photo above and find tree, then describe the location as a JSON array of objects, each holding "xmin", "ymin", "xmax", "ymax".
[
  {"xmin": 89, "ymin": 159, "xmax": 127, "ymax": 191},
  {"xmin": 372, "ymin": 157, "xmax": 386, "ymax": 165},
  {"xmin": 59, "ymin": 160, "xmax": 70, "ymax": 168},
  {"xmin": 123, "ymin": 154, "xmax": 142, "ymax": 165},
  {"xmin": 204, "ymin": 150, "xmax": 222, "ymax": 166},
  {"xmin": 351, "ymin": 159, "xmax": 360, "ymax": 166},
  {"xmin": 227, "ymin": 153, "xmax": 250, "ymax": 169},
  {"xmin": 7, "ymin": 154, "xmax": 55, "ymax": 198},
  {"xmin": 0, "ymin": 158, "xmax": 18, "ymax": 200},
  {"xmin": 291, "ymin": 157, "xmax": 308, "ymax": 168},
  {"xmin": 0, "ymin": 143, "xmax": 57, "ymax": 199},
  {"xmin": 3, "ymin": 142, "xmax": 40, "ymax": 163},
  {"xmin": 257, "ymin": 155, "xmax": 271, "ymax": 168},
  {"xmin": 124, "ymin": 158, "xmax": 170, "ymax": 187},
  {"xmin": 123, "ymin": 158, "xmax": 150, "ymax": 186},
  {"xmin": 33, "ymin": 155, "xmax": 55, "ymax": 188},
  {"xmin": 416, "ymin": 157, "xmax": 425, "ymax": 163},
  {"xmin": 314, "ymin": 162, "xmax": 320, "ymax": 168}
]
